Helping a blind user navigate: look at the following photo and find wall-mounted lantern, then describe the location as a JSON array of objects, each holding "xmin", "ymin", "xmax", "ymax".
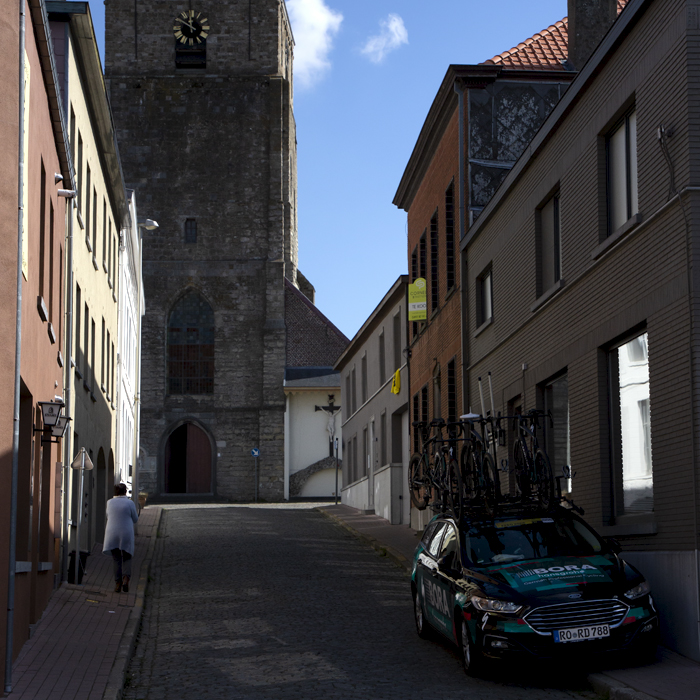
[{"xmin": 35, "ymin": 400, "xmax": 71, "ymax": 444}]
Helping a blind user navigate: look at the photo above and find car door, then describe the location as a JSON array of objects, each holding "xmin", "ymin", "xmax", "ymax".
[
  {"xmin": 416, "ymin": 521, "xmax": 446, "ymax": 629},
  {"xmin": 431, "ymin": 522, "xmax": 461, "ymax": 640}
]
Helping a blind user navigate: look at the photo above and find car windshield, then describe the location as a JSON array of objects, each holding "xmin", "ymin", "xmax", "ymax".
[{"xmin": 462, "ymin": 516, "xmax": 604, "ymax": 566}]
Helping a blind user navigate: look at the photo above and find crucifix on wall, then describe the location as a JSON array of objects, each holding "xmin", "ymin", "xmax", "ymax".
[{"xmin": 315, "ymin": 394, "xmax": 341, "ymax": 456}]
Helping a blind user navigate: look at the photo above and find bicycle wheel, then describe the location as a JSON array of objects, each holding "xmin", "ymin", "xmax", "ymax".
[
  {"xmin": 433, "ymin": 453, "xmax": 448, "ymax": 512},
  {"xmin": 460, "ymin": 444, "xmax": 477, "ymax": 501},
  {"xmin": 481, "ymin": 452, "xmax": 500, "ymax": 512},
  {"xmin": 409, "ymin": 453, "xmax": 430, "ymax": 510},
  {"xmin": 513, "ymin": 439, "xmax": 531, "ymax": 498},
  {"xmin": 446, "ymin": 457, "xmax": 463, "ymax": 521},
  {"xmin": 533, "ymin": 449, "xmax": 554, "ymax": 510}
]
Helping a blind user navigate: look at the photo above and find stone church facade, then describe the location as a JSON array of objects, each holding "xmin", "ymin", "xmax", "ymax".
[{"xmin": 105, "ymin": 0, "xmax": 298, "ymax": 500}]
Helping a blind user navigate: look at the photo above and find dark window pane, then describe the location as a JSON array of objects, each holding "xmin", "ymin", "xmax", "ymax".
[{"xmin": 167, "ymin": 291, "xmax": 215, "ymax": 394}]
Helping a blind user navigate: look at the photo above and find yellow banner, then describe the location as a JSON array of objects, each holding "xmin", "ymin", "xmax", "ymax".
[
  {"xmin": 408, "ymin": 278, "xmax": 427, "ymax": 321},
  {"xmin": 391, "ymin": 368, "xmax": 401, "ymax": 395}
]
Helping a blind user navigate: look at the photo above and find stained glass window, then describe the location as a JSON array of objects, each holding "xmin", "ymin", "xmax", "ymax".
[{"xmin": 167, "ymin": 291, "xmax": 214, "ymax": 395}]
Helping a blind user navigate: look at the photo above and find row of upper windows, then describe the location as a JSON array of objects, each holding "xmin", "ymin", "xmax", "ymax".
[
  {"xmin": 69, "ymin": 105, "xmax": 118, "ymax": 299},
  {"xmin": 74, "ymin": 282, "xmax": 116, "ymax": 407},
  {"xmin": 475, "ymin": 105, "xmax": 639, "ymax": 328},
  {"xmin": 411, "ymin": 183, "xmax": 457, "ymax": 337},
  {"xmin": 411, "ymin": 358, "xmax": 458, "ymax": 453},
  {"xmin": 344, "ymin": 311, "xmax": 403, "ymax": 417}
]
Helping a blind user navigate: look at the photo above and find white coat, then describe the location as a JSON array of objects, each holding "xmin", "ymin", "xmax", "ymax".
[{"xmin": 102, "ymin": 496, "xmax": 139, "ymax": 555}]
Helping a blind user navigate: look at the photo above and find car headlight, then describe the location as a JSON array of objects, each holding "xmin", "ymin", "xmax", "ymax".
[
  {"xmin": 472, "ymin": 595, "xmax": 522, "ymax": 614},
  {"xmin": 624, "ymin": 581, "xmax": 651, "ymax": 600}
]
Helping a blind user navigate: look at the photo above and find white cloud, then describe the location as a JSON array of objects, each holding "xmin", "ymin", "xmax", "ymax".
[
  {"xmin": 286, "ymin": 0, "xmax": 343, "ymax": 89},
  {"xmin": 360, "ymin": 14, "xmax": 408, "ymax": 64}
]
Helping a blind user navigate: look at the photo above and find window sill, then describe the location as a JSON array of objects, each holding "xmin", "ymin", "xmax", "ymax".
[
  {"xmin": 92, "ymin": 255, "xmax": 99, "ymax": 271},
  {"xmin": 57, "ymin": 350, "xmax": 63, "ymax": 367},
  {"xmin": 85, "ymin": 235, "xmax": 92, "ymax": 253},
  {"xmin": 473, "ymin": 316, "xmax": 493, "ymax": 338},
  {"xmin": 37, "ymin": 296, "xmax": 48, "ymax": 322},
  {"xmin": 103, "ymin": 260, "xmax": 108, "ymax": 273},
  {"xmin": 600, "ymin": 517, "xmax": 657, "ymax": 538},
  {"xmin": 83, "ymin": 380, "xmax": 90, "ymax": 392},
  {"xmin": 445, "ymin": 285, "xmax": 457, "ymax": 303},
  {"xmin": 591, "ymin": 212, "xmax": 643, "ymax": 260},
  {"xmin": 77, "ymin": 210, "xmax": 84, "ymax": 230},
  {"xmin": 47, "ymin": 322, "xmax": 56, "ymax": 345},
  {"xmin": 531, "ymin": 278, "xmax": 565, "ymax": 313},
  {"xmin": 75, "ymin": 365, "xmax": 83, "ymax": 380}
]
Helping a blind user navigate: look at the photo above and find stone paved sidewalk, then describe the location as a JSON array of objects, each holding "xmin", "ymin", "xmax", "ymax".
[
  {"xmin": 318, "ymin": 504, "xmax": 700, "ymax": 700},
  {"xmin": 8, "ymin": 506, "xmax": 162, "ymax": 700}
]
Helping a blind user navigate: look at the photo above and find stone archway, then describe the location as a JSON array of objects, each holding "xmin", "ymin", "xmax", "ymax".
[{"xmin": 164, "ymin": 422, "xmax": 212, "ymax": 494}]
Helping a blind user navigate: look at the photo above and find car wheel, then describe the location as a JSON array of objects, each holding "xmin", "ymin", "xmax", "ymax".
[
  {"xmin": 413, "ymin": 589, "xmax": 430, "ymax": 639},
  {"xmin": 460, "ymin": 619, "xmax": 482, "ymax": 676}
]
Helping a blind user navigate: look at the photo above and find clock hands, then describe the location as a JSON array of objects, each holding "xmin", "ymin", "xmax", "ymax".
[{"xmin": 175, "ymin": 17, "xmax": 197, "ymax": 31}]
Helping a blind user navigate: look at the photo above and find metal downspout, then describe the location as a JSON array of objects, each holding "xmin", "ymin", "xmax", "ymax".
[
  {"xmin": 5, "ymin": 0, "xmax": 26, "ymax": 691},
  {"xmin": 133, "ymin": 220, "xmax": 144, "ymax": 507},
  {"xmin": 454, "ymin": 79, "xmax": 469, "ymax": 413},
  {"xmin": 61, "ymin": 198, "xmax": 74, "ymax": 583}
]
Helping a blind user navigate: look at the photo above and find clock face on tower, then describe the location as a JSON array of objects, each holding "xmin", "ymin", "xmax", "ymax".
[{"xmin": 173, "ymin": 10, "xmax": 210, "ymax": 45}]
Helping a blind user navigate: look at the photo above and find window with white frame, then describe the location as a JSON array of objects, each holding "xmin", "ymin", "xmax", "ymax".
[
  {"xmin": 477, "ymin": 267, "xmax": 492, "ymax": 327},
  {"xmin": 607, "ymin": 107, "xmax": 638, "ymax": 234},
  {"xmin": 609, "ymin": 331, "xmax": 653, "ymax": 515},
  {"xmin": 539, "ymin": 192, "xmax": 561, "ymax": 294}
]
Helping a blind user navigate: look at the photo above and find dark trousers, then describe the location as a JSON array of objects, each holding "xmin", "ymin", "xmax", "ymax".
[{"xmin": 111, "ymin": 549, "xmax": 132, "ymax": 582}]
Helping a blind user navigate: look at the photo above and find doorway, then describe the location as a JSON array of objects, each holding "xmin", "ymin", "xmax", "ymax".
[{"xmin": 164, "ymin": 423, "xmax": 212, "ymax": 494}]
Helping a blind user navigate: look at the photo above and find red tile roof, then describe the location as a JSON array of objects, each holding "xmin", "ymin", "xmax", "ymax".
[{"xmin": 483, "ymin": 0, "xmax": 628, "ymax": 70}]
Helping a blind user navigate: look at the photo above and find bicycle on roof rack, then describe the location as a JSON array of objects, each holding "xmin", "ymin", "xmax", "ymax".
[
  {"xmin": 458, "ymin": 412, "xmax": 500, "ymax": 516},
  {"xmin": 408, "ymin": 419, "xmax": 462, "ymax": 516},
  {"xmin": 511, "ymin": 408, "xmax": 555, "ymax": 510}
]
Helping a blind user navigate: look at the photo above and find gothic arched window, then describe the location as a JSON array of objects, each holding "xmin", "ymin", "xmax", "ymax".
[{"xmin": 167, "ymin": 291, "xmax": 214, "ymax": 395}]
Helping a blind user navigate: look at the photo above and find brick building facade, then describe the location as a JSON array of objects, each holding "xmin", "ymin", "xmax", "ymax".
[
  {"xmin": 105, "ymin": 0, "xmax": 298, "ymax": 501},
  {"xmin": 394, "ymin": 17, "xmax": 577, "ymax": 527},
  {"xmin": 1, "ymin": 0, "xmax": 73, "ymax": 686},
  {"xmin": 460, "ymin": 0, "xmax": 700, "ymax": 660}
]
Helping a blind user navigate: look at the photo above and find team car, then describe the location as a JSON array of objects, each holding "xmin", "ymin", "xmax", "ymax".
[{"xmin": 411, "ymin": 507, "xmax": 659, "ymax": 674}]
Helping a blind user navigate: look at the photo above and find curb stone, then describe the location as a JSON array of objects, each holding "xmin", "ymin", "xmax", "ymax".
[
  {"xmin": 317, "ymin": 506, "xmax": 662, "ymax": 700},
  {"xmin": 588, "ymin": 674, "xmax": 661, "ymax": 700},
  {"xmin": 315, "ymin": 507, "xmax": 411, "ymax": 574},
  {"xmin": 103, "ymin": 507, "xmax": 163, "ymax": 700}
]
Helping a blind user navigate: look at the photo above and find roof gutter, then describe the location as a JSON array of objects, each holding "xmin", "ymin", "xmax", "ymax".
[{"xmin": 47, "ymin": 1, "xmax": 128, "ymax": 229}]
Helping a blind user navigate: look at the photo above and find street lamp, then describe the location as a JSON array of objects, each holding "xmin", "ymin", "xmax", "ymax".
[
  {"xmin": 38, "ymin": 399, "xmax": 63, "ymax": 427},
  {"xmin": 138, "ymin": 218, "xmax": 159, "ymax": 231},
  {"xmin": 35, "ymin": 399, "xmax": 70, "ymax": 445}
]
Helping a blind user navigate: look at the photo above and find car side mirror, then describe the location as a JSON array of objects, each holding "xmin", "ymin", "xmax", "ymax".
[
  {"xmin": 605, "ymin": 537, "xmax": 621, "ymax": 554},
  {"xmin": 438, "ymin": 553, "xmax": 460, "ymax": 576}
]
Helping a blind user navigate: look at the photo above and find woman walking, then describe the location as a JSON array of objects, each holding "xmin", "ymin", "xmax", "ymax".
[{"xmin": 103, "ymin": 483, "xmax": 139, "ymax": 592}]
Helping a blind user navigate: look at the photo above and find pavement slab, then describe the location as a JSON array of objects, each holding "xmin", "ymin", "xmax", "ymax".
[{"xmin": 8, "ymin": 506, "xmax": 161, "ymax": 700}]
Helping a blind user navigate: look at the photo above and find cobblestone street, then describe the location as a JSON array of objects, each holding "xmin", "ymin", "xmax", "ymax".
[{"xmin": 124, "ymin": 505, "xmax": 598, "ymax": 700}]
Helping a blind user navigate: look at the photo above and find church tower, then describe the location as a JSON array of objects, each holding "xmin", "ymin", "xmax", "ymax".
[{"xmin": 105, "ymin": 1, "xmax": 297, "ymax": 500}]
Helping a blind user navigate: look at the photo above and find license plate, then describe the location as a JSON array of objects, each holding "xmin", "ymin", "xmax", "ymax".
[{"xmin": 553, "ymin": 624, "xmax": 610, "ymax": 643}]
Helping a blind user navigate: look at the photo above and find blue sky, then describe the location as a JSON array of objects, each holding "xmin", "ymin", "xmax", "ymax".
[{"xmin": 90, "ymin": 1, "xmax": 567, "ymax": 339}]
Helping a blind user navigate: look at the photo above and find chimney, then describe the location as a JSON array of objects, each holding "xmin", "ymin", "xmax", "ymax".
[{"xmin": 567, "ymin": 0, "xmax": 618, "ymax": 70}]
